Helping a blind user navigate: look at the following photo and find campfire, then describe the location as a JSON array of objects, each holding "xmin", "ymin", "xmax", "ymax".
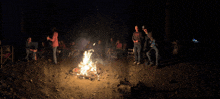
[{"xmin": 72, "ymin": 49, "xmax": 99, "ymax": 80}]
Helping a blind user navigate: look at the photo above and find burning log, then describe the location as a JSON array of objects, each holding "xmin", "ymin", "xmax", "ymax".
[{"xmin": 72, "ymin": 49, "xmax": 101, "ymax": 80}]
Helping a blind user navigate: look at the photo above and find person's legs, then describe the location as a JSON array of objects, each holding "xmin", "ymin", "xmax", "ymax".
[
  {"xmin": 137, "ymin": 44, "xmax": 142, "ymax": 63},
  {"xmin": 53, "ymin": 47, "xmax": 57, "ymax": 64},
  {"xmin": 133, "ymin": 45, "xmax": 138, "ymax": 63},
  {"xmin": 146, "ymin": 48, "xmax": 152, "ymax": 64},
  {"xmin": 154, "ymin": 47, "xmax": 159, "ymax": 66},
  {"xmin": 32, "ymin": 52, "xmax": 36, "ymax": 60},
  {"xmin": 25, "ymin": 49, "xmax": 30, "ymax": 60}
]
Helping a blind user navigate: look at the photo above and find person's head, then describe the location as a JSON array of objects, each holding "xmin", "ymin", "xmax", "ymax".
[
  {"xmin": 143, "ymin": 29, "xmax": 148, "ymax": 34},
  {"xmin": 54, "ymin": 31, "xmax": 58, "ymax": 37},
  {"xmin": 135, "ymin": 25, "xmax": 138, "ymax": 32},
  {"xmin": 110, "ymin": 38, "xmax": 113, "ymax": 42},
  {"xmin": 72, "ymin": 42, "xmax": 75, "ymax": 45},
  {"xmin": 27, "ymin": 37, "xmax": 31, "ymax": 43}
]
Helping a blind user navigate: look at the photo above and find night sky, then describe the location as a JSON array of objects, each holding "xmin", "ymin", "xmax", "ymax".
[{"xmin": 0, "ymin": 0, "xmax": 219, "ymax": 48}]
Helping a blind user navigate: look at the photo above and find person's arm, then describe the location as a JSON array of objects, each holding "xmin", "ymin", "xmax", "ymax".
[
  {"xmin": 48, "ymin": 35, "xmax": 56, "ymax": 42},
  {"xmin": 132, "ymin": 33, "xmax": 137, "ymax": 43},
  {"xmin": 132, "ymin": 33, "xmax": 135, "ymax": 42}
]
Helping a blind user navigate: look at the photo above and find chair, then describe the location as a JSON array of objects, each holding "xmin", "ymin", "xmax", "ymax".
[{"xmin": 0, "ymin": 45, "xmax": 14, "ymax": 67}]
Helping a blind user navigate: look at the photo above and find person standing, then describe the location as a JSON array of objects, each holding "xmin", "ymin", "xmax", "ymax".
[
  {"xmin": 146, "ymin": 34, "xmax": 159, "ymax": 67},
  {"xmin": 142, "ymin": 26, "xmax": 151, "ymax": 58},
  {"xmin": 142, "ymin": 26, "xmax": 150, "ymax": 51},
  {"xmin": 47, "ymin": 31, "xmax": 58, "ymax": 64},
  {"xmin": 132, "ymin": 25, "xmax": 143, "ymax": 65}
]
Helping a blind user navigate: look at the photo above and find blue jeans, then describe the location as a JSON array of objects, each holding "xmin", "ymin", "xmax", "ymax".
[
  {"xmin": 146, "ymin": 47, "xmax": 159, "ymax": 65},
  {"xmin": 53, "ymin": 47, "xmax": 57, "ymax": 64},
  {"xmin": 133, "ymin": 44, "xmax": 141, "ymax": 62},
  {"xmin": 25, "ymin": 49, "xmax": 36, "ymax": 60}
]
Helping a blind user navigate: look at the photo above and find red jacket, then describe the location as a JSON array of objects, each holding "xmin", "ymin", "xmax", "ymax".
[
  {"xmin": 48, "ymin": 32, "xmax": 58, "ymax": 48},
  {"xmin": 116, "ymin": 43, "xmax": 122, "ymax": 49}
]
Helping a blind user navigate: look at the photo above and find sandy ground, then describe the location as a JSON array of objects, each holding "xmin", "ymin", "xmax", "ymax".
[{"xmin": 0, "ymin": 54, "xmax": 220, "ymax": 99}]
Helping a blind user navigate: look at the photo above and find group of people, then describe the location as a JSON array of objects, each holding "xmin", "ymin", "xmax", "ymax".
[
  {"xmin": 25, "ymin": 30, "xmax": 126, "ymax": 65},
  {"xmin": 132, "ymin": 25, "xmax": 159, "ymax": 66},
  {"xmin": 25, "ymin": 31, "xmax": 59, "ymax": 64},
  {"xmin": 82, "ymin": 38, "xmax": 125, "ymax": 60},
  {"xmin": 25, "ymin": 26, "xmax": 159, "ymax": 66}
]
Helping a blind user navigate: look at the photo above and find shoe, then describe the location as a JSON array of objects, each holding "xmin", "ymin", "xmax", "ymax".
[
  {"xmin": 133, "ymin": 61, "xmax": 137, "ymax": 64},
  {"xmin": 137, "ymin": 62, "xmax": 141, "ymax": 65}
]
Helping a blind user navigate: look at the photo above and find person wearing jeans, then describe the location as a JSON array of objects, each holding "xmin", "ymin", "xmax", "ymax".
[
  {"xmin": 133, "ymin": 43, "xmax": 142, "ymax": 64},
  {"xmin": 146, "ymin": 36, "xmax": 159, "ymax": 66},
  {"xmin": 132, "ymin": 25, "xmax": 143, "ymax": 65},
  {"xmin": 53, "ymin": 47, "xmax": 57, "ymax": 64},
  {"xmin": 47, "ymin": 31, "xmax": 59, "ymax": 64}
]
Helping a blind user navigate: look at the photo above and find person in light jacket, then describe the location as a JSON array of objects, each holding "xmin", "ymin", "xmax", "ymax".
[{"xmin": 146, "ymin": 35, "xmax": 159, "ymax": 67}]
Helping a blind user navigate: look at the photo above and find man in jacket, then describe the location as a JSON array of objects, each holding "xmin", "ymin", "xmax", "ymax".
[{"xmin": 132, "ymin": 25, "xmax": 143, "ymax": 65}]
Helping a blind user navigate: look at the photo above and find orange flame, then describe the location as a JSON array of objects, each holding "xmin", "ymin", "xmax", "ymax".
[{"xmin": 77, "ymin": 49, "xmax": 97, "ymax": 76}]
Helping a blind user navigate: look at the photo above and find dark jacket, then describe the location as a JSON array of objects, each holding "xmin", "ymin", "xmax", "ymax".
[
  {"xmin": 26, "ymin": 42, "xmax": 38, "ymax": 50},
  {"xmin": 132, "ymin": 32, "xmax": 143, "ymax": 45}
]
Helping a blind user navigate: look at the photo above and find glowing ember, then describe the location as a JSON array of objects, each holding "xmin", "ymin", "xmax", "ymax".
[{"xmin": 77, "ymin": 49, "xmax": 97, "ymax": 76}]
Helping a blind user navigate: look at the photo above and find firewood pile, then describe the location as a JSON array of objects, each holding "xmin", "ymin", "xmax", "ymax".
[{"xmin": 69, "ymin": 67, "xmax": 100, "ymax": 81}]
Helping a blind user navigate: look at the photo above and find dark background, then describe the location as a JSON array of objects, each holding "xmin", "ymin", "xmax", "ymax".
[{"xmin": 0, "ymin": 0, "xmax": 219, "ymax": 60}]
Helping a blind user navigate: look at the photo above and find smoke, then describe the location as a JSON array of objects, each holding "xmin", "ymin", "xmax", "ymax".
[{"xmin": 66, "ymin": 13, "xmax": 129, "ymax": 45}]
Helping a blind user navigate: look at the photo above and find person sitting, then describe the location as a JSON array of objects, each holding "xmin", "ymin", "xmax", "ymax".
[
  {"xmin": 85, "ymin": 41, "xmax": 93, "ymax": 50},
  {"xmin": 68, "ymin": 41, "xmax": 76, "ymax": 57},
  {"xmin": 106, "ymin": 38, "xmax": 115, "ymax": 59},
  {"xmin": 115, "ymin": 40, "xmax": 123, "ymax": 59},
  {"xmin": 94, "ymin": 40, "xmax": 104, "ymax": 58},
  {"xmin": 59, "ymin": 41, "xmax": 68, "ymax": 60},
  {"xmin": 25, "ymin": 37, "xmax": 38, "ymax": 61},
  {"xmin": 116, "ymin": 40, "xmax": 122, "ymax": 50},
  {"xmin": 38, "ymin": 42, "xmax": 46, "ymax": 59}
]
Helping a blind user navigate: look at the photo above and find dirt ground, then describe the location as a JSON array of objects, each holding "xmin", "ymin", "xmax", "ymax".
[{"xmin": 0, "ymin": 54, "xmax": 220, "ymax": 99}]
